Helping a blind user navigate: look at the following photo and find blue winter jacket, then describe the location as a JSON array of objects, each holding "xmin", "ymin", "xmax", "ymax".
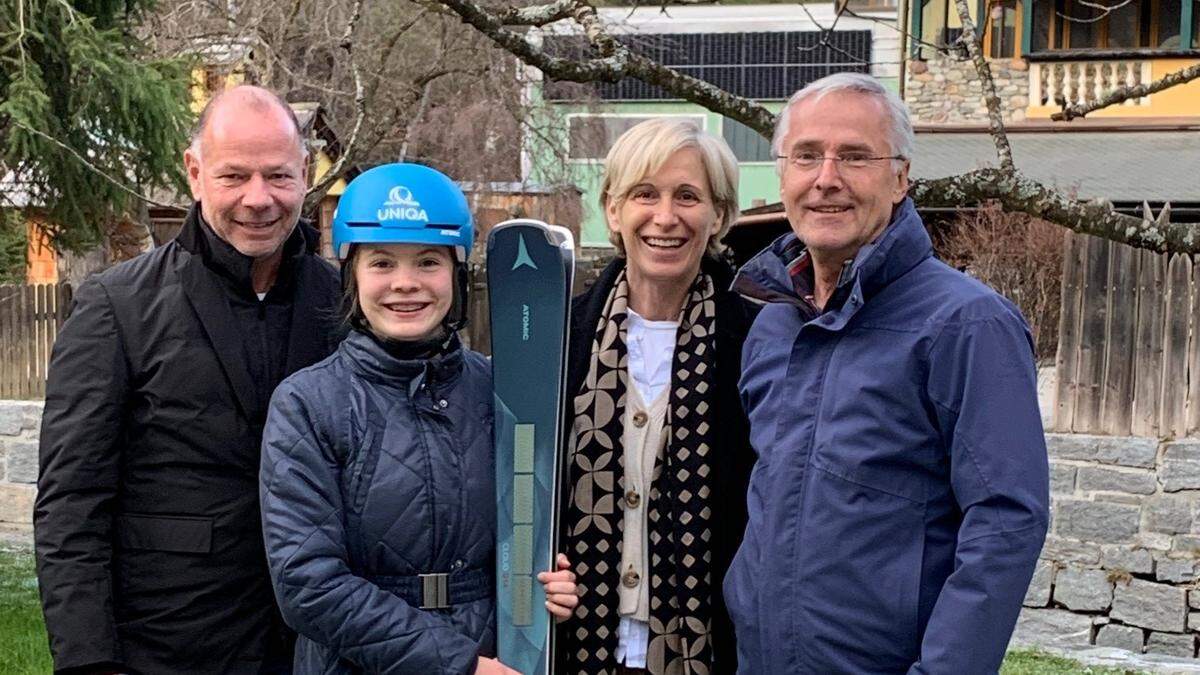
[
  {"xmin": 261, "ymin": 330, "xmax": 496, "ymax": 674},
  {"xmin": 724, "ymin": 199, "xmax": 1049, "ymax": 675}
]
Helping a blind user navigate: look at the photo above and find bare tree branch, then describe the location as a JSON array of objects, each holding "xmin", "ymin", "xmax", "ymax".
[
  {"xmin": 1055, "ymin": 0, "xmax": 1135, "ymax": 23},
  {"xmin": 398, "ymin": 80, "xmax": 435, "ymax": 161},
  {"xmin": 496, "ymin": 0, "xmax": 575, "ymax": 26},
  {"xmin": 428, "ymin": 0, "xmax": 776, "ymax": 134},
  {"xmin": 912, "ymin": 169, "xmax": 1200, "ymax": 253},
  {"xmin": 839, "ymin": 6, "xmax": 955, "ymax": 56},
  {"xmin": 305, "ymin": 0, "xmax": 366, "ymax": 208},
  {"xmin": 793, "ymin": 4, "xmax": 870, "ymax": 65},
  {"xmin": 371, "ymin": 8, "xmax": 430, "ymax": 85},
  {"xmin": 950, "ymin": 0, "xmax": 1015, "ymax": 172},
  {"xmin": 1053, "ymin": 61, "xmax": 1200, "ymax": 120}
]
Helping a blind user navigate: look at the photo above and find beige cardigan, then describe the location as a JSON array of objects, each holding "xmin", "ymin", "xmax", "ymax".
[{"xmin": 616, "ymin": 383, "xmax": 670, "ymax": 621}]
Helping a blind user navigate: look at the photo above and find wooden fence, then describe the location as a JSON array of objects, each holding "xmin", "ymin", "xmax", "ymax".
[
  {"xmin": 1052, "ymin": 231, "xmax": 1196, "ymax": 437},
  {"xmin": 463, "ymin": 258, "xmax": 606, "ymax": 355},
  {"xmin": 0, "ymin": 284, "xmax": 73, "ymax": 400}
]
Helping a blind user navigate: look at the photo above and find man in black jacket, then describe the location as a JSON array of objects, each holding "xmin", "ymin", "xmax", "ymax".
[{"xmin": 34, "ymin": 85, "xmax": 341, "ymax": 674}]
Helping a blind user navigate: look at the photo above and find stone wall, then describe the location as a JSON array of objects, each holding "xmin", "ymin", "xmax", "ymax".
[
  {"xmin": 1013, "ymin": 434, "xmax": 1200, "ymax": 659},
  {"xmin": 906, "ymin": 54, "xmax": 1030, "ymax": 124},
  {"xmin": 0, "ymin": 401, "xmax": 40, "ymax": 531}
]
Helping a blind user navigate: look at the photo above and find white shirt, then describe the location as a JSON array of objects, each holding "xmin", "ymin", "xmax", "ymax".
[
  {"xmin": 626, "ymin": 309, "xmax": 677, "ymax": 403},
  {"xmin": 616, "ymin": 308, "xmax": 678, "ymax": 667}
]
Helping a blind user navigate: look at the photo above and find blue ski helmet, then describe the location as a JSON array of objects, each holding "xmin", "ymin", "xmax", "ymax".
[{"xmin": 332, "ymin": 163, "xmax": 473, "ymax": 262}]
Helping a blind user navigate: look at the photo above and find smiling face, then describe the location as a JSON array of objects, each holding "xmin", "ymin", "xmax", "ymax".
[
  {"xmin": 184, "ymin": 94, "xmax": 308, "ymax": 261},
  {"xmin": 606, "ymin": 147, "xmax": 719, "ymax": 292},
  {"xmin": 778, "ymin": 90, "xmax": 909, "ymax": 266},
  {"xmin": 354, "ymin": 243, "xmax": 454, "ymax": 342}
]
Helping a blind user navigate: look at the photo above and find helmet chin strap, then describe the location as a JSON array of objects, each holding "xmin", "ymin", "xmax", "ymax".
[{"xmin": 441, "ymin": 261, "xmax": 470, "ymax": 333}]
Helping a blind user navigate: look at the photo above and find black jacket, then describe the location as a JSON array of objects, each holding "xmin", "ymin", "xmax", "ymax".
[
  {"xmin": 558, "ymin": 255, "xmax": 758, "ymax": 675},
  {"xmin": 34, "ymin": 204, "xmax": 342, "ymax": 674}
]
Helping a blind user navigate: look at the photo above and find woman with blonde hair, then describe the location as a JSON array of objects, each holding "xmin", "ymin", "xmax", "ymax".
[{"xmin": 557, "ymin": 118, "xmax": 758, "ymax": 674}]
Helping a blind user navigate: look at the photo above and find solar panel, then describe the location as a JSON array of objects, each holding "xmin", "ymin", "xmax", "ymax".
[{"xmin": 542, "ymin": 31, "xmax": 873, "ymax": 101}]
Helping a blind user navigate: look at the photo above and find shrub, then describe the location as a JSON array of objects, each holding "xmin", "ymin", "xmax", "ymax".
[{"xmin": 932, "ymin": 206, "xmax": 1064, "ymax": 363}]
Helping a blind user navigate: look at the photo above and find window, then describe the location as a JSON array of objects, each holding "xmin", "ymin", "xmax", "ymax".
[
  {"xmin": 987, "ymin": 0, "xmax": 1021, "ymax": 57},
  {"xmin": 837, "ymin": 0, "xmax": 899, "ymax": 10},
  {"xmin": 722, "ymin": 117, "xmax": 773, "ymax": 162},
  {"xmin": 918, "ymin": 0, "xmax": 977, "ymax": 59},
  {"xmin": 1031, "ymin": 0, "xmax": 1052, "ymax": 50},
  {"xmin": 567, "ymin": 115, "xmax": 706, "ymax": 160},
  {"xmin": 1032, "ymin": 0, "xmax": 1181, "ymax": 50},
  {"xmin": 1157, "ymin": 0, "xmax": 1181, "ymax": 47},
  {"xmin": 1193, "ymin": 0, "xmax": 1199, "ymax": 47}
]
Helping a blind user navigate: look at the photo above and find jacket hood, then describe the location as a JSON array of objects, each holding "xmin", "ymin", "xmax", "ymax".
[{"xmin": 733, "ymin": 198, "xmax": 932, "ymax": 313}]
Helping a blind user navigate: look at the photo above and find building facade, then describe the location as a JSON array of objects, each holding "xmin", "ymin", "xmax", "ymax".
[{"xmin": 907, "ymin": 0, "xmax": 1200, "ymax": 122}]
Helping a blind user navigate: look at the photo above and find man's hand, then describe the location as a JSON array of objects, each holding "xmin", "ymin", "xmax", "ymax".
[
  {"xmin": 537, "ymin": 553, "xmax": 579, "ymax": 622},
  {"xmin": 475, "ymin": 656, "xmax": 521, "ymax": 674}
]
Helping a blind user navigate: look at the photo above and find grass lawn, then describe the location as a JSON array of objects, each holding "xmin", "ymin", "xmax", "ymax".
[
  {"xmin": 0, "ymin": 547, "xmax": 52, "ymax": 673},
  {"xmin": 0, "ymin": 548, "xmax": 1149, "ymax": 674},
  {"xmin": 1002, "ymin": 649, "xmax": 1146, "ymax": 675}
]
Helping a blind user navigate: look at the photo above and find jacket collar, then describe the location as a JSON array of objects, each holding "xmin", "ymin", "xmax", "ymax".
[
  {"xmin": 341, "ymin": 329, "xmax": 464, "ymax": 395},
  {"xmin": 175, "ymin": 202, "xmax": 315, "ymax": 295},
  {"xmin": 176, "ymin": 202, "xmax": 338, "ymax": 420},
  {"xmin": 733, "ymin": 198, "xmax": 931, "ymax": 328}
]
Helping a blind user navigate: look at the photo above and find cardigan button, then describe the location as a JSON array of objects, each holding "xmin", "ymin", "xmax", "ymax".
[
  {"xmin": 622, "ymin": 568, "xmax": 641, "ymax": 588},
  {"xmin": 632, "ymin": 411, "xmax": 648, "ymax": 428},
  {"xmin": 624, "ymin": 489, "xmax": 641, "ymax": 509}
]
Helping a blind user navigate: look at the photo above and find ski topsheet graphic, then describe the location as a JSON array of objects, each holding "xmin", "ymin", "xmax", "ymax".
[{"xmin": 489, "ymin": 219, "xmax": 574, "ymax": 675}]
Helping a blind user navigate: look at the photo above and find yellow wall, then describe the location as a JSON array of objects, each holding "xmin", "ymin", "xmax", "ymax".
[
  {"xmin": 314, "ymin": 150, "xmax": 347, "ymax": 196},
  {"xmin": 189, "ymin": 67, "xmax": 247, "ymax": 113},
  {"xmin": 1027, "ymin": 58, "xmax": 1200, "ymax": 118},
  {"xmin": 921, "ymin": 0, "xmax": 977, "ymax": 49}
]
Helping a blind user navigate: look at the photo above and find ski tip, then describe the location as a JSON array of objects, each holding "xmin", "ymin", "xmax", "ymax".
[
  {"xmin": 489, "ymin": 219, "xmax": 574, "ymax": 252},
  {"xmin": 544, "ymin": 225, "xmax": 574, "ymax": 252}
]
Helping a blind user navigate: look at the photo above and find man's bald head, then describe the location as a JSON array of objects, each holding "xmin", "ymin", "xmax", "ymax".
[{"xmin": 189, "ymin": 85, "xmax": 307, "ymax": 159}]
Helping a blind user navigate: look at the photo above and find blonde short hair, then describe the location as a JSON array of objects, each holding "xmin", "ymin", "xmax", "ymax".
[{"xmin": 599, "ymin": 118, "xmax": 740, "ymax": 256}]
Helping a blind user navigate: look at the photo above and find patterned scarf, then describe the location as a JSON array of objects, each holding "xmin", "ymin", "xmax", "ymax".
[{"xmin": 565, "ymin": 268, "xmax": 719, "ymax": 675}]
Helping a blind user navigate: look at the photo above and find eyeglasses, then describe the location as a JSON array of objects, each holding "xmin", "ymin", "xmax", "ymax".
[{"xmin": 776, "ymin": 152, "xmax": 905, "ymax": 171}]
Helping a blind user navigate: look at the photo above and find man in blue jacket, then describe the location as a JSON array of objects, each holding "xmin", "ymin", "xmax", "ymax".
[{"xmin": 724, "ymin": 72, "xmax": 1049, "ymax": 674}]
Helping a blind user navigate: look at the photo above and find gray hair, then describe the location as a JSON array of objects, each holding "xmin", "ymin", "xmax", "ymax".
[
  {"xmin": 188, "ymin": 85, "xmax": 307, "ymax": 158},
  {"xmin": 771, "ymin": 73, "xmax": 914, "ymax": 175}
]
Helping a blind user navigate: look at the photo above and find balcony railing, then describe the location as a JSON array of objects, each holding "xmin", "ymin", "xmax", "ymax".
[{"xmin": 1029, "ymin": 59, "xmax": 1153, "ymax": 108}]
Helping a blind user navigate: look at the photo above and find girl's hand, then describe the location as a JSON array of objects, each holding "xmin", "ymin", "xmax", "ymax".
[
  {"xmin": 537, "ymin": 553, "xmax": 579, "ymax": 622},
  {"xmin": 475, "ymin": 656, "xmax": 521, "ymax": 674}
]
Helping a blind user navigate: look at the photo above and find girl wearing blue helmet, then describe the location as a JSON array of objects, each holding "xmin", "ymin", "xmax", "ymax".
[{"xmin": 260, "ymin": 163, "xmax": 576, "ymax": 674}]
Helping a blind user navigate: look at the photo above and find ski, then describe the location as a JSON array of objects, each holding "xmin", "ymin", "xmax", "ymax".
[{"xmin": 489, "ymin": 219, "xmax": 575, "ymax": 675}]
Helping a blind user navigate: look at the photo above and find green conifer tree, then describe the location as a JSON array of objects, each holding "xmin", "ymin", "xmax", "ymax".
[{"xmin": 0, "ymin": 0, "xmax": 191, "ymax": 255}]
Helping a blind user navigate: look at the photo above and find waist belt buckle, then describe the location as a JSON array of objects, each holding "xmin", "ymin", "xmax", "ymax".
[{"xmin": 419, "ymin": 573, "xmax": 450, "ymax": 610}]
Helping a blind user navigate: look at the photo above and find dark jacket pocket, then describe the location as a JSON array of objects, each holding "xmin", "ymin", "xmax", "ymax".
[{"xmin": 117, "ymin": 513, "xmax": 213, "ymax": 554}]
